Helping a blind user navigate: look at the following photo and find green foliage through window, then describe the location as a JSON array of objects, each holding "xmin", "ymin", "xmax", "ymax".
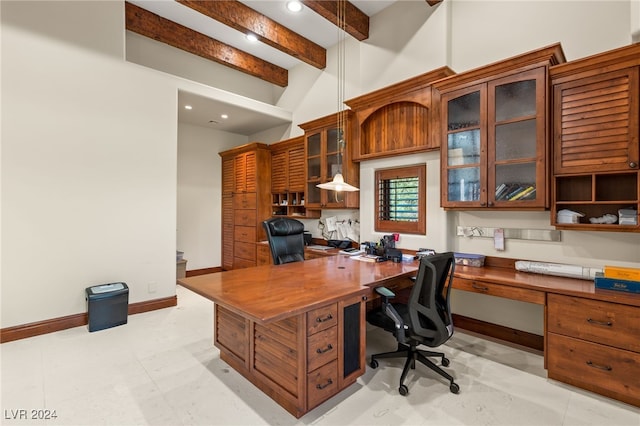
[{"xmin": 375, "ymin": 164, "xmax": 426, "ymax": 235}]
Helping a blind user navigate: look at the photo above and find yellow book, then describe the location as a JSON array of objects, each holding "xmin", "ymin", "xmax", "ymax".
[
  {"xmin": 510, "ymin": 186, "xmax": 535, "ymax": 201},
  {"xmin": 604, "ymin": 265, "xmax": 640, "ymax": 281}
]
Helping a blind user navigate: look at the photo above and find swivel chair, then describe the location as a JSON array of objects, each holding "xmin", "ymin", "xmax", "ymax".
[
  {"xmin": 262, "ymin": 217, "xmax": 305, "ymax": 265},
  {"xmin": 366, "ymin": 252, "xmax": 460, "ymax": 396}
]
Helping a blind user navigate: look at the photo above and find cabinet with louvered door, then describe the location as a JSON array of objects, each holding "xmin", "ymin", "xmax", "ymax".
[
  {"xmin": 219, "ymin": 143, "xmax": 271, "ymax": 269},
  {"xmin": 550, "ymin": 44, "xmax": 640, "ymax": 232},
  {"xmin": 269, "ymin": 137, "xmax": 314, "ymax": 218},
  {"xmin": 221, "ymin": 157, "xmax": 235, "ymax": 270}
]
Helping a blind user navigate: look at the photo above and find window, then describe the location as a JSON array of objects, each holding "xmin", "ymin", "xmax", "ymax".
[{"xmin": 375, "ymin": 164, "xmax": 426, "ymax": 234}]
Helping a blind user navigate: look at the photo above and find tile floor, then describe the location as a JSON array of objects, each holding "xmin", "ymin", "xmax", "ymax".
[{"xmin": 2, "ymin": 285, "xmax": 639, "ymax": 426}]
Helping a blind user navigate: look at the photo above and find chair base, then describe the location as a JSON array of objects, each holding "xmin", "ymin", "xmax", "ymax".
[{"xmin": 370, "ymin": 343, "xmax": 460, "ymax": 396}]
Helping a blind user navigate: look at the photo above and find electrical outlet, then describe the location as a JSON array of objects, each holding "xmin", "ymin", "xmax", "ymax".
[
  {"xmin": 148, "ymin": 281, "xmax": 157, "ymax": 293},
  {"xmin": 456, "ymin": 226, "xmax": 465, "ymax": 236}
]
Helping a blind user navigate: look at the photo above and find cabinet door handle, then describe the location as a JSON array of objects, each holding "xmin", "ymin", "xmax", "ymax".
[
  {"xmin": 487, "ymin": 202, "xmax": 494, "ymax": 207},
  {"xmin": 586, "ymin": 361, "xmax": 612, "ymax": 371},
  {"xmin": 316, "ymin": 314, "xmax": 333, "ymax": 323},
  {"xmin": 316, "ymin": 379, "xmax": 333, "ymax": 390},
  {"xmin": 587, "ymin": 318, "xmax": 612, "ymax": 327},
  {"xmin": 630, "ymin": 162, "xmax": 637, "ymax": 168},
  {"xmin": 472, "ymin": 283, "xmax": 489, "ymax": 292},
  {"xmin": 316, "ymin": 344, "xmax": 333, "ymax": 354}
]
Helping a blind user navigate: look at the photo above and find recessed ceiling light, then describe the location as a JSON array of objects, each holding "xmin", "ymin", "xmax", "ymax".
[
  {"xmin": 221, "ymin": 114, "xmax": 229, "ymax": 119},
  {"xmin": 184, "ymin": 105, "xmax": 192, "ymax": 110},
  {"xmin": 246, "ymin": 33, "xmax": 258, "ymax": 42},
  {"xmin": 286, "ymin": 1, "xmax": 302, "ymax": 12}
]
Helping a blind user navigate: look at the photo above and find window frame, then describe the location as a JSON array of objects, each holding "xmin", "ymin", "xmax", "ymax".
[{"xmin": 374, "ymin": 164, "xmax": 426, "ymax": 235}]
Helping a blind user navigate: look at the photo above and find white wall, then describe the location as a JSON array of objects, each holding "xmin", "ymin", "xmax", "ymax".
[
  {"xmin": 1, "ymin": 1, "xmax": 177, "ymax": 327},
  {"xmin": 177, "ymin": 123, "xmax": 247, "ymax": 270}
]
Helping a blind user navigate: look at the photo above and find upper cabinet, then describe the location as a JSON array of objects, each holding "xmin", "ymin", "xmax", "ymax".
[
  {"xmin": 549, "ymin": 44, "xmax": 640, "ymax": 232},
  {"xmin": 299, "ymin": 112, "xmax": 359, "ymax": 210},
  {"xmin": 433, "ymin": 44, "xmax": 565, "ymax": 210},
  {"xmin": 345, "ymin": 67, "xmax": 455, "ymax": 161}
]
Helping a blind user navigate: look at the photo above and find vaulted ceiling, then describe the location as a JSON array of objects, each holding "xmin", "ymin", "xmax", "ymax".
[
  {"xmin": 124, "ymin": 0, "xmax": 442, "ymax": 135},
  {"xmin": 126, "ymin": 0, "xmax": 442, "ymax": 87}
]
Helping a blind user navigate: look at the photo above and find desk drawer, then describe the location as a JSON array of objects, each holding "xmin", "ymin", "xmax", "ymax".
[
  {"xmin": 547, "ymin": 333, "xmax": 640, "ymax": 406},
  {"xmin": 234, "ymin": 241, "xmax": 256, "ymax": 262},
  {"xmin": 235, "ymin": 209, "xmax": 256, "ymax": 226},
  {"xmin": 307, "ymin": 304, "xmax": 338, "ymax": 335},
  {"xmin": 256, "ymin": 244, "xmax": 272, "ymax": 265},
  {"xmin": 233, "ymin": 192, "xmax": 256, "ymax": 209},
  {"xmin": 233, "ymin": 257, "xmax": 256, "ymax": 269},
  {"xmin": 307, "ymin": 326, "xmax": 338, "ymax": 372},
  {"xmin": 234, "ymin": 225, "xmax": 256, "ymax": 243},
  {"xmin": 453, "ymin": 277, "xmax": 545, "ymax": 305},
  {"xmin": 307, "ymin": 360, "xmax": 338, "ymax": 409},
  {"xmin": 548, "ymin": 294, "xmax": 640, "ymax": 352}
]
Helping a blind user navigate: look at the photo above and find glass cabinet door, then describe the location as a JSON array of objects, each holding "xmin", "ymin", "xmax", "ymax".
[
  {"xmin": 323, "ymin": 126, "xmax": 345, "ymax": 207},
  {"xmin": 443, "ymin": 87, "xmax": 486, "ymax": 206},
  {"xmin": 488, "ymin": 69, "xmax": 545, "ymax": 206},
  {"xmin": 306, "ymin": 132, "xmax": 322, "ymax": 207}
]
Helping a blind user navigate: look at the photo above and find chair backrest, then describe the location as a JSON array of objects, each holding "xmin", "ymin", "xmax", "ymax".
[
  {"xmin": 408, "ymin": 252, "xmax": 456, "ymax": 346},
  {"xmin": 262, "ymin": 218, "xmax": 305, "ymax": 265}
]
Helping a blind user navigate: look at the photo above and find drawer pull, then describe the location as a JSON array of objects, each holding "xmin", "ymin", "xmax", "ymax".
[
  {"xmin": 316, "ymin": 379, "xmax": 333, "ymax": 390},
  {"xmin": 472, "ymin": 283, "xmax": 489, "ymax": 291},
  {"xmin": 316, "ymin": 344, "xmax": 333, "ymax": 354},
  {"xmin": 316, "ymin": 314, "xmax": 333, "ymax": 323},
  {"xmin": 586, "ymin": 361, "xmax": 612, "ymax": 371},
  {"xmin": 587, "ymin": 318, "xmax": 612, "ymax": 327}
]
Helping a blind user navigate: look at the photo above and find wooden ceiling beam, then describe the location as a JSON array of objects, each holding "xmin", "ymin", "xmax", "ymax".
[
  {"xmin": 125, "ymin": 2, "xmax": 288, "ymax": 87},
  {"xmin": 426, "ymin": 0, "xmax": 443, "ymax": 6},
  {"xmin": 177, "ymin": 0, "xmax": 326, "ymax": 70},
  {"xmin": 301, "ymin": 1, "xmax": 369, "ymax": 41}
]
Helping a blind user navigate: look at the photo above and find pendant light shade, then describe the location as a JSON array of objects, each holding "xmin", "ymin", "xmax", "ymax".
[{"xmin": 317, "ymin": 173, "xmax": 359, "ymax": 192}]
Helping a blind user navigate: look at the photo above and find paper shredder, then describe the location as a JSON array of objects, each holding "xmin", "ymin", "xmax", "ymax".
[{"xmin": 85, "ymin": 282, "xmax": 129, "ymax": 332}]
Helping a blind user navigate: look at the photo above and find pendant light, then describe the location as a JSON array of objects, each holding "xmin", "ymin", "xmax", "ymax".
[{"xmin": 316, "ymin": 0, "xmax": 359, "ymax": 193}]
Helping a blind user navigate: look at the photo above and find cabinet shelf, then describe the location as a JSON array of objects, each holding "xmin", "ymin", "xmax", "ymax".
[{"xmin": 553, "ymin": 171, "xmax": 639, "ymax": 231}]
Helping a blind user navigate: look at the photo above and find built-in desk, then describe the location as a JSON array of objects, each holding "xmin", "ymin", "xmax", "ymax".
[
  {"xmin": 451, "ymin": 259, "xmax": 640, "ymax": 408},
  {"xmin": 178, "ymin": 255, "xmax": 418, "ymax": 417},
  {"xmin": 181, "ymin": 253, "xmax": 639, "ymax": 411}
]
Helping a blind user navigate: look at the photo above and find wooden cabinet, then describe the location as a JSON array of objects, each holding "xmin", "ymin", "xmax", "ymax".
[
  {"xmin": 433, "ymin": 44, "xmax": 565, "ymax": 210},
  {"xmin": 547, "ymin": 293, "xmax": 640, "ymax": 407},
  {"xmin": 269, "ymin": 136, "xmax": 317, "ymax": 218},
  {"xmin": 550, "ymin": 44, "xmax": 640, "ymax": 232},
  {"xmin": 214, "ymin": 296, "xmax": 365, "ymax": 418},
  {"xmin": 345, "ymin": 67, "xmax": 455, "ymax": 161},
  {"xmin": 299, "ymin": 112, "xmax": 359, "ymax": 211},
  {"xmin": 219, "ymin": 143, "xmax": 271, "ymax": 270}
]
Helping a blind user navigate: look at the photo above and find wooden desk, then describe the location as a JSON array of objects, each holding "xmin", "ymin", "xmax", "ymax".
[
  {"xmin": 178, "ymin": 255, "xmax": 418, "ymax": 417},
  {"xmin": 451, "ymin": 261, "xmax": 640, "ymax": 408}
]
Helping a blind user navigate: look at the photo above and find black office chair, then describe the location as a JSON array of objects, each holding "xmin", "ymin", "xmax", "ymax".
[
  {"xmin": 262, "ymin": 217, "xmax": 305, "ymax": 265},
  {"xmin": 366, "ymin": 251, "xmax": 460, "ymax": 396}
]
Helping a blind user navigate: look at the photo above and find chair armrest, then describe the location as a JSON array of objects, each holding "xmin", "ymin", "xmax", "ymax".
[
  {"xmin": 374, "ymin": 286, "xmax": 396, "ymax": 298},
  {"xmin": 374, "ymin": 286, "xmax": 408, "ymax": 343}
]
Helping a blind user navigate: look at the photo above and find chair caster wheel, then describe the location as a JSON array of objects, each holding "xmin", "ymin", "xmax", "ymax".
[
  {"xmin": 370, "ymin": 359, "xmax": 379, "ymax": 369},
  {"xmin": 441, "ymin": 357, "xmax": 450, "ymax": 367},
  {"xmin": 399, "ymin": 385, "xmax": 408, "ymax": 396},
  {"xmin": 449, "ymin": 382, "xmax": 460, "ymax": 394}
]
